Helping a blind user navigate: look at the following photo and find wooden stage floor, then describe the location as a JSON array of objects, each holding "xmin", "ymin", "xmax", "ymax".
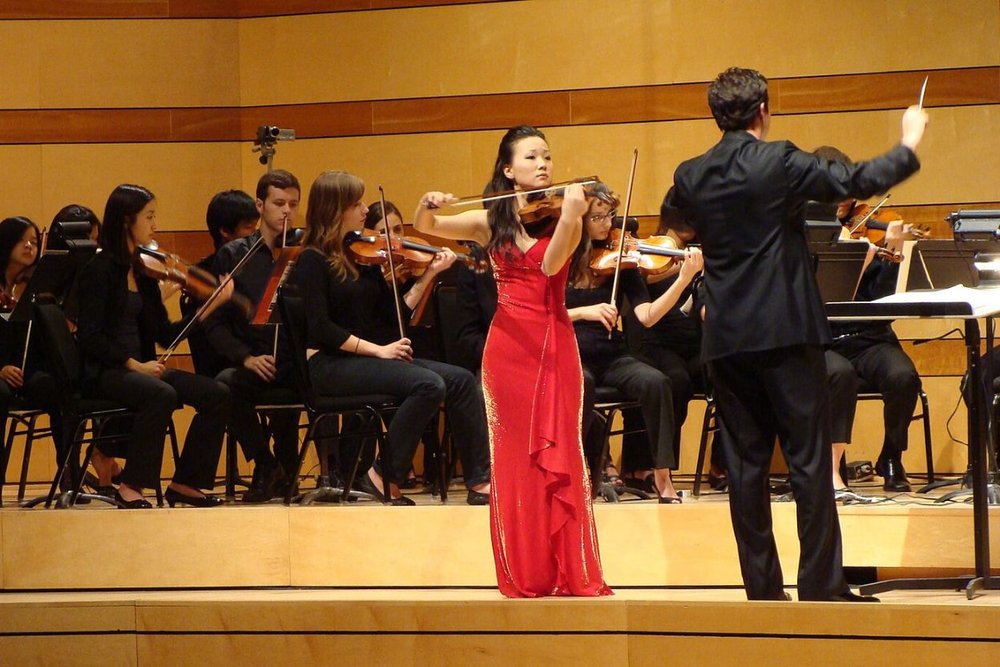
[
  {"xmin": 2, "ymin": 479, "xmax": 999, "ymax": 665},
  {"xmin": 2, "ymin": 587, "xmax": 999, "ymax": 666}
]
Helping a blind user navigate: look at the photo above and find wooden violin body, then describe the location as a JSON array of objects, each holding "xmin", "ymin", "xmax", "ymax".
[{"xmin": 590, "ymin": 229, "xmax": 687, "ymax": 277}]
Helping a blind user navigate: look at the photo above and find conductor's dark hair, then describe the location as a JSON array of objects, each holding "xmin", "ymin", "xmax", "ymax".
[{"xmin": 708, "ymin": 67, "xmax": 769, "ymax": 132}]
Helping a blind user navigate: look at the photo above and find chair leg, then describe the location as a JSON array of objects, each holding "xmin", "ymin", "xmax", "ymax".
[
  {"xmin": 225, "ymin": 432, "xmax": 237, "ymax": 501},
  {"xmin": 0, "ymin": 417, "xmax": 12, "ymax": 505},
  {"xmin": 17, "ymin": 415, "xmax": 38, "ymax": 502},
  {"xmin": 693, "ymin": 401, "xmax": 714, "ymax": 497},
  {"xmin": 286, "ymin": 418, "xmax": 318, "ymax": 505},
  {"xmin": 39, "ymin": 419, "xmax": 87, "ymax": 509},
  {"xmin": 438, "ymin": 411, "xmax": 451, "ymax": 502},
  {"xmin": 919, "ymin": 390, "xmax": 934, "ymax": 483}
]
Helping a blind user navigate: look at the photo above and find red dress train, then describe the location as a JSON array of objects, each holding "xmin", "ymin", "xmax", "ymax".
[{"xmin": 482, "ymin": 238, "xmax": 611, "ymax": 598}]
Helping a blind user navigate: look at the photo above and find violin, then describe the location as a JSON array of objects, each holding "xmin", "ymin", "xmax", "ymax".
[
  {"xmin": 253, "ymin": 229, "xmax": 303, "ymax": 327},
  {"xmin": 590, "ymin": 228, "xmax": 687, "ymax": 277},
  {"xmin": 517, "ymin": 182, "xmax": 619, "ymax": 238},
  {"xmin": 346, "ymin": 231, "xmax": 482, "ymax": 277},
  {"xmin": 843, "ymin": 197, "xmax": 930, "ymax": 264},
  {"xmin": 134, "ymin": 245, "xmax": 253, "ymax": 316}
]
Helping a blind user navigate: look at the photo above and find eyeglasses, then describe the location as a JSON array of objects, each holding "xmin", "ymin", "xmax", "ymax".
[{"xmin": 587, "ymin": 210, "xmax": 617, "ymax": 223}]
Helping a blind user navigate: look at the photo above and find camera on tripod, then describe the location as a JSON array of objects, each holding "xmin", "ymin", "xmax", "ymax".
[{"xmin": 253, "ymin": 125, "xmax": 296, "ymax": 166}]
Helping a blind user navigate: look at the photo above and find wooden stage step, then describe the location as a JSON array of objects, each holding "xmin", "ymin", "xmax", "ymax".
[
  {"xmin": 1, "ymin": 587, "xmax": 998, "ymax": 666},
  {"xmin": 1, "ymin": 491, "xmax": 998, "ymax": 590}
]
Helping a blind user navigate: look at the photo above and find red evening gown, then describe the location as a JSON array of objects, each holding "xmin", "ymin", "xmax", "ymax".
[{"xmin": 482, "ymin": 237, "xmax": 611, "ymax": 598}]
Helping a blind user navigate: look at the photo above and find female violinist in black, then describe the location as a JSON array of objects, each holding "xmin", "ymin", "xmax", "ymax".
[
  {"xmin": 290, "ymin": 171, "xmax": 491, "ymax": 505},
  {"xmin": 566, "ymin": 184, "xmax": 703, "ymax": 502},
  {"xmin": 0, "ymin": 216, "xmax": 64, "ymax": 461},
  {"xmin": 76, "ymin": 184, "xmax": 234, "ymax": 508}
]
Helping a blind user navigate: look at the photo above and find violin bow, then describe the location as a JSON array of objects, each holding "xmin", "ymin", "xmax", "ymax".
[
  {"xmin": 607, "ymin": 148, "xmax": 639, "ymax": 338},
  {"xmin": 157, "ymin": 235, "xmax": 267, "ymax": 364},
  {"xmin": 19, "ymin": 226, "xmax": 48, "ymax": 371},
  {"xmin": 847, "ymin": 194, "xmax": 891, "ymax": 237},
  {"xmin": 379, "ymin": 186, "xmax": 407, "ymax": 341},
  {"xmin": 444, "ymin": 176, "xmax": 601, "ymax": 209}
]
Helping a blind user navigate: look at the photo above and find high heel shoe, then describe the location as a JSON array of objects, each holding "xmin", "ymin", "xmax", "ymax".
[
  {"xmin": 114, "ymin": 489, "xmax": 152, "ymax": 509},
  {"xmin": 164, "ymin": 488, "xmax": 224, "ymax": 508},
  {"xmin": 354, "ymin": 473, "xmax": 415, "ymax": 506}
]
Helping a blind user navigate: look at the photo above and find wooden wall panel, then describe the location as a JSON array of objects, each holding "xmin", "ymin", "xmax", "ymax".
[
  {"xmin": 0, "ymin": 143, "xmax": 245, "ymax": 232},
  {"xmin": 238, "ymin": 105, "xmax": 1000, "ymax": 226},
  {"xmin": 0, "ymin": 20, "xmax": 240, "ymax": 110},
  {"xmin": 236, "ymin": 0, "xmax": 1000, "ymax": 106},
  {"xmin": 0, "ymin": 68, "xmax": 995, "ymax": 144}
]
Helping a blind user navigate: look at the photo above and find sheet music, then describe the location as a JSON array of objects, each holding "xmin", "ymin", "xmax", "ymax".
[{"xmin": 876, "ymin": 284, "xmax": 1000, "ymax": 315}]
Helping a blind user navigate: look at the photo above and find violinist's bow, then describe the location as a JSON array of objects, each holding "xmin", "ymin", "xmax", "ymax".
[
  {"xmin": 157, "ymin": 235, "xmax": 267, "ymax": 364},
  {"xmin": 379, "ymin": 185, "xmax": 407, "ymax": 341},
  {"xmin": 607, "ymin": 148, "xmax": 639, "ymax": 338}
]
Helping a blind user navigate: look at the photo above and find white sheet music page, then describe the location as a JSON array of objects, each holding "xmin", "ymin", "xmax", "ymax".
[{"xmin": 876, "ymin": 285, "xmax": 1000, "ymax": 316}]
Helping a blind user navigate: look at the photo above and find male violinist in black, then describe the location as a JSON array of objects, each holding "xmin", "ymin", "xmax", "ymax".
[
  {"xmin": 203, "ymin": 170, "xmax": 303, "ymax": 502},
  {"xmin": 814, "ymin": 146, "xmax": 921, "ymax": 493},
  {"xmin": 665, "ymin": 67, "xmax": 927, "ymax": 602}
]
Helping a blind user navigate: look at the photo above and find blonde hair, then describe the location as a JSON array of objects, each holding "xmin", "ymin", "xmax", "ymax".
[{"xmin": 303, "ymin": 171, "xmax": 365, "ymax": 280}]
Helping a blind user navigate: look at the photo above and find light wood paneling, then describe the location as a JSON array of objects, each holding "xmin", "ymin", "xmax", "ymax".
[
  {"xmin": 0, "ymin": 20, "xmax": 241, "ymax": 109},
  {"xmin": 1, "ymin": 507, "xmax": 291, "ymax": 589},
  {"xmin": 3, "ymin": 502, "xmax": 998, "ymax": 589},
  {"xmin": 236, "ymin": 0, "xmax": 1000, "ymax": 106}
]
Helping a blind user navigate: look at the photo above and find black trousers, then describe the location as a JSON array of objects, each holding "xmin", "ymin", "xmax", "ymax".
[
  {"xmin": 216, "ymin": 365, "xmax": 301, "ymax": 476},
  {"xmin": 96, "ymin": 368, "xmax": 229, "ymax": 490},
  {"xmin": 1, "ymin": 371, "xmax": 65, "ymax": 457},
  {"xmin": 825, "ymin": 350, "xmax": 859, "ymax": 444},
  {"xmin": 709, "ymin": 344, "xmax": 849, "ymax": 601},
  {"xmin": 831, "ymin": 338, "xmax": 919, "ymax": 456},
  {"xmin": 630, "ymin": 338, "xmax": 717, "ymax": 471},
  {"xmin": 309, "ymin": 354, "xmax": 490, "ymax": 487},
  {"xmin": 581, "ymin": 354, "xmax": 676, "ymax": 475}
]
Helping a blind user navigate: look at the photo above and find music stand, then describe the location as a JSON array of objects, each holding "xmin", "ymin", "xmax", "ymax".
[{"xmin": 808, "ymin": 240, "xmax": 871, "ymax": 303}]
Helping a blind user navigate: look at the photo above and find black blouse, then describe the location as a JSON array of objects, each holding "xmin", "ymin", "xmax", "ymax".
[{"xmin": 566, "ymin": 268, "xmax": 649, "ymax": 368}]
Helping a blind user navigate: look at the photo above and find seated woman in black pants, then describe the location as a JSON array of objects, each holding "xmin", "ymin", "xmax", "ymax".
[
  {"xmin": 567, "ymin": 184, "xmax": 703, "ymax": 502},
  {"xmin": 0, "ymin": 216, "xmax": 64, "ymax": 462},
  {"xmin": 76, "ymin": 184, "xmax": 234, "ymax": 509},
  {"xmin": 289, "ymin": 170, "xmax": 491, "ymax": 506}
]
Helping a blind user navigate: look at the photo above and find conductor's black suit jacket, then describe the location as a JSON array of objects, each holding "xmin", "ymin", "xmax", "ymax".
[{"xmin": 667, "ymin": 131, "xmax": 919, "ymax": 362}]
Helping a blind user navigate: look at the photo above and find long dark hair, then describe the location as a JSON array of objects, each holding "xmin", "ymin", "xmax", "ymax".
[
  {"xmin": 364, "ymin": 199, "xmax": 403, "ymax": 231},
  {"xmin": 100, "ymin": 184, "xmax": 155, "ymax": 265},
  {"xmin": 568, "ymin": 182, "xmax": 616, "ymax": 287},
  {"xmin": 303, "ymin": 171, "xmax": 365, "ymax": 281},
  {"xmin": 485, "ymin": 125, "xmax": 548, "ymax": 256},
  {"xmin": 0, "ymin": 216, "xmax": 41, "ymax": 281}
]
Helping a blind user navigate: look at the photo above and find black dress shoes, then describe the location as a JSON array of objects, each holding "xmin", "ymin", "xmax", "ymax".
[
  {"xmin": 466, "ymin": 489, "xmax": 489, "ymax": 505},
  {"xmin": 164, "ymin": 488, "xmax": 224, "ymax": 508},
  {"xmin": 875, "ymin": 455, "xmax": 911, "ymax": 492},
  {"xmin": 826, "ymin": 591, "xmax": 880, "ymax": 603},
  {"xmin": 114, "ymin": 489, "xmax": 152, "ymax": 509},
  {"xmin": 242, "ymin": 463, "xmax": 286, "ymax": 503},
  {"xmin": 707, "ymin": 469, "xmax": 729, "ymax": 491},
  {"xmin": 354, "ymin": 473, "xmax": 416, "ymax": 506}
]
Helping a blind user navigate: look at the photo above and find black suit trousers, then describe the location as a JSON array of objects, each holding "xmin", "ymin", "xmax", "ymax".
[{"xmin": 709, "ymin": 344, "xmax": 849, "ymax": 601}]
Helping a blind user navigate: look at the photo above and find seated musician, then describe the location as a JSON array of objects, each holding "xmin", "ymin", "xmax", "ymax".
[
  {"xmin": 288, "ymin": 170, "xmax": 491, "ymax": 505},
  {"xmin": 451, "ymin": 241, "xmax": 496, "ymax": 375},
  {"xmin": 202, "ymin": 173, "xmax": 305, "ymax": 502},
  {"xmin": 0, "ymin": 216, "xmax": 64, "ymax": 463},
  {"xmin": 623, "ymin": 197, "xmax": 726, "ymax": 490},
  {"xmin": 362, "ymin": 200, "xmax": 491, "ymax": 499},
  {"xmin": 566, "ymin": 183, "xmax": 703, "ymax": 502},
  {"xmin": 815, "ymin": 145, "xmax": 922, "ymax": 492},
  {"xmin": 76, "ymin": 184, "xmax": 234, "ymax": 508}
]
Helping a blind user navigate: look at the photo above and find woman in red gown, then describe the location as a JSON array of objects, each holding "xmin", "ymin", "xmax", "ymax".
[{"xmin": 414, "ymin": 125, "xmax": 611, "ymax": 597}]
